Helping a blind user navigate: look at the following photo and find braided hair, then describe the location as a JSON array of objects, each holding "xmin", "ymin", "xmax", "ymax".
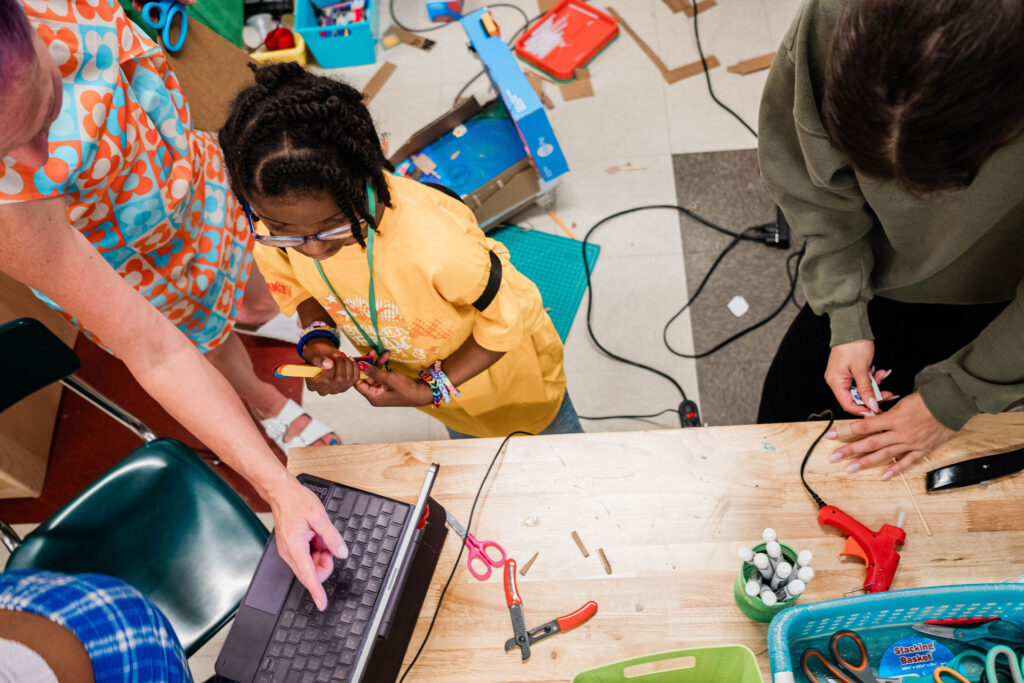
[{"xmin": 219, "ymin": 62, "xmax": 394, "ymax": 247}]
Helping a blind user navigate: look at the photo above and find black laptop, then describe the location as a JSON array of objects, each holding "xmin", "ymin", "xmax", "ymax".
[{"xmin": 216, "ymin": 464, "xmax": 446, "ymax": 683}]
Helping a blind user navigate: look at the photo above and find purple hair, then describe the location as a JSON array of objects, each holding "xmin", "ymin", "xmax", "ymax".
[{"xmin": 0, "ymin": 0, "xmax": 34, "ymax": 94}]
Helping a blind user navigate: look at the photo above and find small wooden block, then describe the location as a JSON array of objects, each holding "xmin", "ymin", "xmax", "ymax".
[
  {"xmin": 598, "ymin": 548, "xmax": 612, "ymax": 575},
  {"xmin": 727, "ymin": 52, "xmax": 775, "ymax": 75},
  {"xmin": 520, "ymin": 551, "xmax": 539, "ymax": 575},
  {"xmin": 664, "ymin": 55, "xmax": 719, "ymax": 84},
  {"xmin": 571, "ymin": 530, "xmax": 589, "ymax": 558}
]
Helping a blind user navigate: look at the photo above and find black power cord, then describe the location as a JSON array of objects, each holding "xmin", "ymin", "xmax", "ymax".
[
  {"xmin": 398, "ymin": 431, "xmax": 532, "ymax": 682},
  {"xmin": 799, "ymin": 410, "xmax": 835, "ymax": 510},
  {"xmin": 579, "ymin": 204, "xmax": 798, "ymax": 426},
  {"xmin": 690, "ymin": 0, "xmax": 758, "ymax": 138}
]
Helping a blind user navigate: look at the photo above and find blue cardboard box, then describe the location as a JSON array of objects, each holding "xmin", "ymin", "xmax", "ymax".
[{"xmin": 460, "ymin": 8, "xmax": 569, "ymax": 183}]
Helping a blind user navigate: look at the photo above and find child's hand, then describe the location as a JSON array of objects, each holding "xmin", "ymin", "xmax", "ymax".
[
  {"xmin": 301, "ymin": 339, "xmax": 360, "ymax": 395},
  {"xmin": 354, "ymin": 353, "xmax": 434, "ymax": 407}
]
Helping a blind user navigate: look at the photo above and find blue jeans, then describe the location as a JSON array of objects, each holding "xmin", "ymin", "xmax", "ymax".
[{"xmin": 446, "ymin": 391, "xmax": 584, "ymax": 439}]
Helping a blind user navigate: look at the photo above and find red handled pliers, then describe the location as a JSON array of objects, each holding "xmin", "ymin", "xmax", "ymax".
[{"xmin": 503, "ymin": 558, "xmax": 598, "ymax": 660}]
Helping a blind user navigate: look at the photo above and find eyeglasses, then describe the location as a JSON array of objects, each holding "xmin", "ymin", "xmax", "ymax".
[{"xmin": 242, "ymin": 199, "xmax": 362, "ymax": 248}]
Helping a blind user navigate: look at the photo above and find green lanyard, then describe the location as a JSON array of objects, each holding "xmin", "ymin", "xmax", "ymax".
[{"xmin": 313, "ymin": 183, "xmax": 387, "ymax": 358}]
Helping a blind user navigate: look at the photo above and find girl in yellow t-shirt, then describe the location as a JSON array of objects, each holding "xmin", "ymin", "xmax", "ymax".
[{"xmin": 218, "ymin": 63, "xmax": 579, "ymax": 438}]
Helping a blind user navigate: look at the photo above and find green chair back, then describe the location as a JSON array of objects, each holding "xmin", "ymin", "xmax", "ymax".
[{"xmin": 5, "ymin": 439, "xmax": 270, "ymax": 657}]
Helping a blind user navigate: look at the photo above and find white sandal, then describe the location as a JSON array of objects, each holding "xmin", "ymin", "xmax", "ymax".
[{"xmin": 259, "ymin": 398, "xmax": 339, "ymax": 455}]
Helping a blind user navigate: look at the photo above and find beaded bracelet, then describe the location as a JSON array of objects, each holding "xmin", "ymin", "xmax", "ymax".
[
  {"xmin": 428, "ymin": 361, "xmax": 461, "ymax": 399},
  {"xmin": 297, "ymin": 324, "xmax": 340, "ymax": 360},
  {"xmin": 418, "ymin": 369, "xmax": 443, "ymax": 409}
]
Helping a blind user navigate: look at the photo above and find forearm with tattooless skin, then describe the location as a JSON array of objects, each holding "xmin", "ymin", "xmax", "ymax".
[{"xmin": 438, "ymin": 334, "xmax": 505, "ymax": 386}]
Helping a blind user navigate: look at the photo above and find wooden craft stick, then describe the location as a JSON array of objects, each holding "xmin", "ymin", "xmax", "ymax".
[
  {"xmin": 893, "ymin": 458, "xmax": 932, "ymax": 536},
  {"xmin": 605, "ymin": 8, "xmax": 719, "ymax": 85},
  {"xmin": 571, "ymin": 530, "xmax": 589, "ymax": 558},
  {"xmin": 519, "ymin": 551, "xmax": 539, "ymax": 575},
  {"xmin": 727, "ymin": 52, "xmax": 776, "ymax": 75},
  {"xmin": 548, "ymin": 211, "xmax": 578, "ymax": 240},
  {"xmin": 598, "ymin": 548, "xmax": 612, "ymax": 575}
]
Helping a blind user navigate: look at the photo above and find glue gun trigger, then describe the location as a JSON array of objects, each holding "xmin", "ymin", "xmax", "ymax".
[{"xmin": 839, "ymin": 536, "xmax": 869, "ymax": 564}]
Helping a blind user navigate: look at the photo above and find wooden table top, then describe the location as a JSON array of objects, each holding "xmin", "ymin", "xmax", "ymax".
[{"xmin": 289, "ymin": 413, "xmax": 1024, "ymax": 682}]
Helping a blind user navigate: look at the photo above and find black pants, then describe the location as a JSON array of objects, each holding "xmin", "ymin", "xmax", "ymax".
[{"xmin": 757, "ymin": 297, "xmax": 1010, "ymax": 423}]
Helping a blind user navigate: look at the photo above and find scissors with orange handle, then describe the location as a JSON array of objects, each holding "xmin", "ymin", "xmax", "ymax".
[{"xmin": 801, "ymin": 630, "xmax": 885, "ymax": 682}]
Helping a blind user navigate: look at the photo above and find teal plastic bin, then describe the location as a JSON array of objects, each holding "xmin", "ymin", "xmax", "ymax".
[
  {"xmin": 767, "ymin": 583, "xmax": 1024, "ymax": 683},
  {"xmin": 572, "ymin": 645, "xmax": 764, "ymax": 683},
  {"xmin": 295, "ymin": 0, "xmax": 377, "ymax": 68}
]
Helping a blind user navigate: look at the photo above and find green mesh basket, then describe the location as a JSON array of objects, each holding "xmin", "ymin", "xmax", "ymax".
[{"xmin": 572, "ymin": 645, "xmax": 764, "ymax": 683}]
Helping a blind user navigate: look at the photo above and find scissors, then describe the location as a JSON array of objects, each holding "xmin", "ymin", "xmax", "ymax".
[
  {"xmin": 801, "ymin": 629, "xmax": 888, "ymax": 682},
  {"xmin": 984, "ymin": 645, "xmax": 1023, "ymax": 683},
  {"xmin": 445, "ymin": 510, "xmax": 506, "ymax": 581},
  {"xmin": 141, "ymin": 0, "xmax": 188, "ymax": 53},
  {"xmin": 914, "ymin": 617, "xmax": 1024, "ymax": 652}
]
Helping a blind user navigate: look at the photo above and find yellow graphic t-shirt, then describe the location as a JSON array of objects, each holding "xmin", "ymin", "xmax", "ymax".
[{"xmin": 254, "ymin": 175, "xmax": 566, "ymax": 437}]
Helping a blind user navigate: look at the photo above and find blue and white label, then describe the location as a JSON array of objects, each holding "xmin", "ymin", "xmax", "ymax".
[{"xmin": 878, "ymin": 637, "xmax": 953, "ymax": 678}]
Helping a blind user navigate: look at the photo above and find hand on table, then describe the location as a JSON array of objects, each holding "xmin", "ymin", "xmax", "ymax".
[
  {"xmin": 301, "ymin": 339, "xmax": 360, "ymax": 396},
  {"xmin": 826, "ymin": 393, "xmax": 955, "ymax": 479},
  {"xmin": 825, "ymin": 340, "xmax": 899, "ymax": 416},
  {"xmin": 354, "ymin": 352, "xmax": 433, "ymax": 407},
  {"xmin": 267, "ymin": 478, "xmax": 348, "ymax": 611}
]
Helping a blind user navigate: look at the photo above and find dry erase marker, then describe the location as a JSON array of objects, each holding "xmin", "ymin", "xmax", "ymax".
[
  {"xmin": 762, "ymin": 528, "xmax": 777, "ymax": 543},
  {"xmin": 794, "ymin": 566, "xmax": 815, "ymax": 585},
  {"xmin": 760, "ymin": 587, "xmax": 778, "ymax": 606},
  {"xmin": 770, "ymin": 562, "xmax": 792, "ymax": 591},
  {"xmin": 754, "ymin": 553, "xmax": 773, "ymax": 581},
  {"xmin": 775, "ymin": 579, "xmax": 805, "ymax": 601},
  {"xmin": 766, "ymin": 541, "xmax": 782, "ymax": 571},
  {"xmin": 738, "ymin": 547, "xmax": 755, "ymax": 565},
  {"xmin": 793, "ymin": 549, "xmax": 813, "ymax": 573},
  {"xmin": 744, "ymin": 576, "xmax": 762, "ymax": 597}
]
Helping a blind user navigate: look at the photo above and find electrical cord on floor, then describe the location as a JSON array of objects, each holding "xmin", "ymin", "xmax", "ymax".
[
  {"xmin": 661, "ymin": 243, "xmax": 805, "ymax": 359},
  {"xmin": 691, "ymin": 0, "xmax": 758, "ymax": 138},
  {"xmin": 398, "ymin": 430, "xmax": 532, "ymax": 682},
  {"xmin": 578, "ymin": 408, "xmax": 677, "ymax": 421},
  {"xmin": 580, "ymin": 204, "xmax": 799, "ymax": 425}
]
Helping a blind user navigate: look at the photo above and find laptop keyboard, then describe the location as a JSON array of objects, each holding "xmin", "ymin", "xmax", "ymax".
[{"xmin": 255, "ymin": 488, "xmax": 409, "ymax": 683}]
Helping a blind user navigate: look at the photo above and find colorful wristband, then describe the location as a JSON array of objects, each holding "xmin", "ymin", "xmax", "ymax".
[
  {"xmin": 297, "ymin": 328, "xmax": 340, "ymax": 360},
  {"xmin": 418, "ymin": 369, "xmax": 443, "ymax": 409},
  {"xmin": 429, "ymin": 361, "xmax": 461, "ymax": 399}
]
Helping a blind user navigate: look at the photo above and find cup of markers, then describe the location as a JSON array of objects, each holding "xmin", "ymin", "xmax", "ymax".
[{"xmin": 733, "ymin": 528, "xmax": 814, "ymax": 623}]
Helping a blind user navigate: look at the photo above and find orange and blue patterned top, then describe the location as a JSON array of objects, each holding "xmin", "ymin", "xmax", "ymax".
[{"xmin": 0, "ymin": 0, "xmax": 252, "ymax": 352}]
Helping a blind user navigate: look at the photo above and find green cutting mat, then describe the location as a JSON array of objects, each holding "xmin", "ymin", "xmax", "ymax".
[{"xmin": 490, "ymin": 225, "xmax": 600, "ymax": 342}]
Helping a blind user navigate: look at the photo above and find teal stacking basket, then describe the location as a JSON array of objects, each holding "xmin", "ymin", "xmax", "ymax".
[
  {"xmin": 295, "ymin": 0, "xmax": 378, "ymax": 68},
  {"xmin": 767, "ymin": 583, "xmax": 1024, "ymax": 683}
]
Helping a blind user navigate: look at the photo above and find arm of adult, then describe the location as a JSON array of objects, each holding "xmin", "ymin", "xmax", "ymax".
[
  {"xmin": 758, "ymin": 3, "xmax": 882, "ymax": 415},
  {"xmin": 829, "ymin": 280, "xmax": 1024, "ymax": 476},
  {"xmin": 0, "ymin": 197, "xmax": 345, "ymax": 611}
]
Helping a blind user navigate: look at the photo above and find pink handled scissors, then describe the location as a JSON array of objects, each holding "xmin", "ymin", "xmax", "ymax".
[{"xmin": 445, "ymin": 510, "xmax": 506, "ymax": 581}]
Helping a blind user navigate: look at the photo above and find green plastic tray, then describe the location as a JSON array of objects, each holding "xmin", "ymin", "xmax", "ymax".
[
  {"xmin": 490, "ymin": 224, "xmax": 600, "ymax": 342},
  {"xmin": 572, "ymin": 645, "xmax": 764, "ymax": 683}
]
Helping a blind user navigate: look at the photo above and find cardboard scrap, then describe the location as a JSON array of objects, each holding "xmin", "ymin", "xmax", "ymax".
[
  {"xmin": 538, "ymin": 0, "xmax": 560, "ymax": 14},
  {"xmin": 605, "ymin": 7, "xmax": 719, "ymax": 84},
  {"xmin": 558, "ymin": 67, "xmax": 594, "ymax": 101},
  {"xmin": 381, "ymin": 24, "xmax": 437, "ymax": 51},
  {"xmin": 362, "ymin": 62, "xmax": 397, "ymax": 104},
  {"xmin": 410, "ymin": 152, "xmax": 437, "ymax": 176},
  {"xmin": 525, "ymin": 72, "xmax": 556, "ymax": 110},
  {"xmin": 680, "ymin": 0, "xmax": 717, "ymax": 18},
  {"xmin": 727, "ymin": 52, "xmax": 776, "ymax": 75}
]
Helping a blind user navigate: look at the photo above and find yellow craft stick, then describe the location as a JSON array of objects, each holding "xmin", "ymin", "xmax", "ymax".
[
  {"xmin": 548, "ymin": 211, "xmax": 578, "ymax": 240},
  {"xmin": 274, "ymin": 363, "xmax": 323, "ymax": 378}
]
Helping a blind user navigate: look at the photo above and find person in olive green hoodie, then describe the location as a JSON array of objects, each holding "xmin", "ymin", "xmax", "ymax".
[{"xmin": 757, "ymin": 0, "xmax": 1024, "ymax": 478}]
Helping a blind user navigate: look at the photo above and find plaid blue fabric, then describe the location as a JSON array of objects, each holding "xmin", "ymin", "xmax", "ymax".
[{"xmin": 0, "ymin": 570, "xmax": 192, "ymax": 683}]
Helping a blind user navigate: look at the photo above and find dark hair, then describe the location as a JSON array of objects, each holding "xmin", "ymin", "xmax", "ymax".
[
  {"xmin": 822, "ymin": 0, "xmax": 1024, "ymax": 194},
  {"xmin": 0, "ymin": 0, "xmax": 34, "ymax": 95},
  {"xmin": 219, "ymin": 62, "xmax": 393, "ymax": 247}
]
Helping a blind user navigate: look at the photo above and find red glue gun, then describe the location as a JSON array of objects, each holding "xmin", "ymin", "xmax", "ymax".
[{"xmin": 818, "ymin": 505, "xmax": 906, "ymax": 593}]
